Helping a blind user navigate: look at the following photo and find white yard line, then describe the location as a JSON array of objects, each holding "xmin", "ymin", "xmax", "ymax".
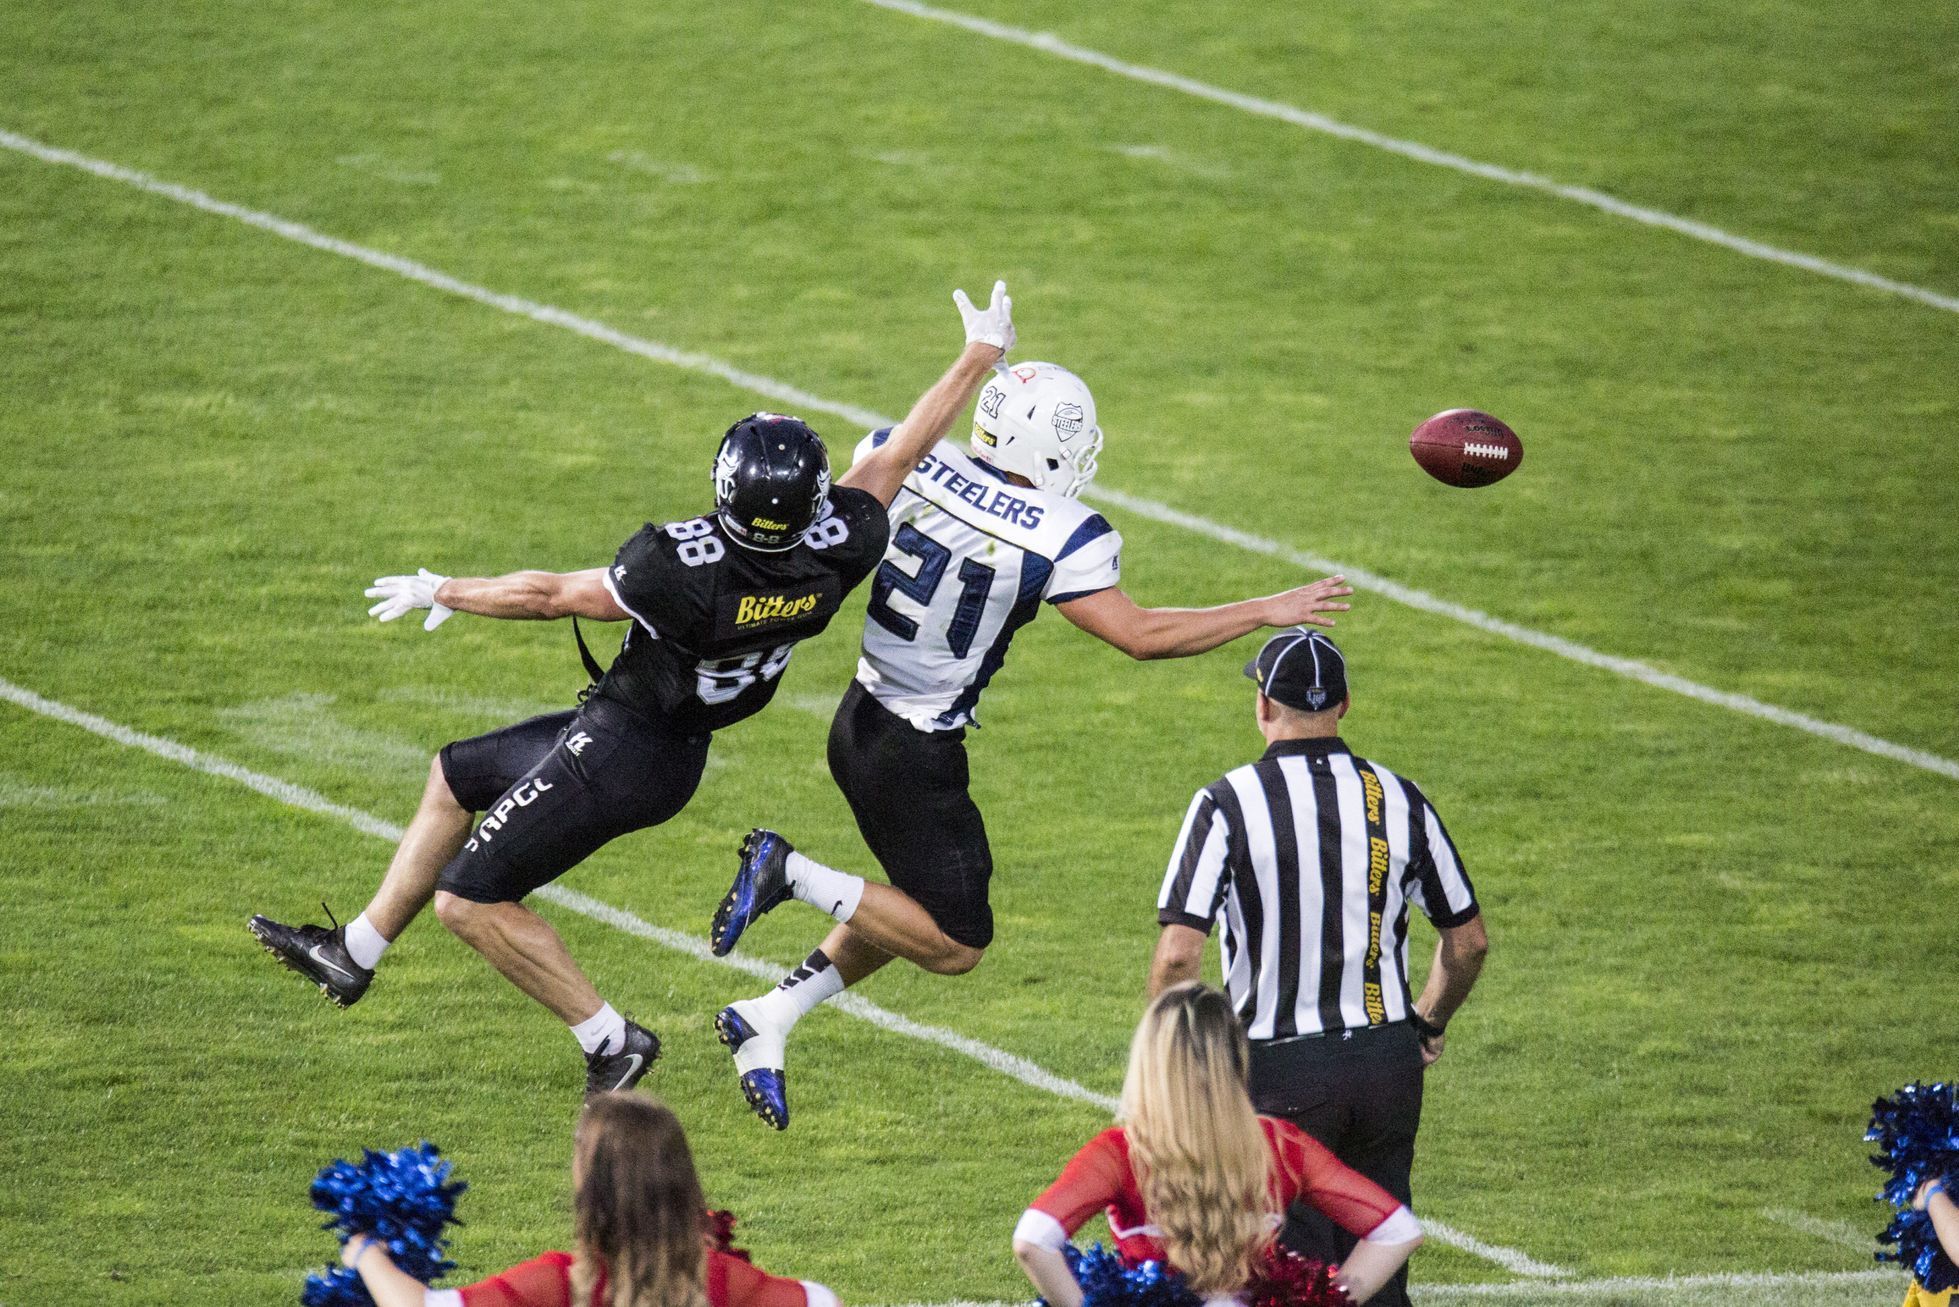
[
  {"xmin": 859, "ymin": 0, "xmax": 1959, "ymax": 317},
  {"xmin": 3, "ymin": 128, "xmax": 1952, "ymax": 783},
  {"xmin": 0, "ymin": 672, "xmax": 1559, "ymax": 1276},
  {"xmin": 1759, "ymin": 1206, "xmax": 1879, "ymax": 1252},
  {"xmin": 0, "ymin": 130, "xmax": 888, "ymax": 435},
  {"xmin": 1084, "ymin": 486, "xmax": 1959, "ymax": 782}
]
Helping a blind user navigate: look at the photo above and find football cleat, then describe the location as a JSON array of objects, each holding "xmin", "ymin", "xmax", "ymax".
[
  {"xmin": 248, "ymin": 905, "xmax": 374, "ymax": 1008},
  {"xmin": 709, "ymin": 829, "xmax": 794, "ymax": 957},
  {"xmin": 584, "ymin": 1020, "xmax": 661, "ymax": 1098},
  {"xmin": 716, "ymin": 1004, "xmax": 789, "ymax": 1130}
]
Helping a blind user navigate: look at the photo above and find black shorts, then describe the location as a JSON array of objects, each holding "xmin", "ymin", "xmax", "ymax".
[
  {"xmin": 1252, "ymin": 1022, "xmax": 1424, "ymax": 1307},
  {"xmin": 435, "ymin": 697, "xmax": 710, "ymax": 905},
  {"xmin": 826, "ymin": 680, "xmax": 993, "ymax": 949}
]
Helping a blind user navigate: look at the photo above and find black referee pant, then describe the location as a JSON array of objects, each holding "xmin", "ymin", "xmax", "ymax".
[{"xmin": 1250, "ymin": 1020, "xmax": 1424, "ymax": 1307}]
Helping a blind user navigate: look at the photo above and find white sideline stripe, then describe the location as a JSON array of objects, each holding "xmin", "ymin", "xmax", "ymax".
[
  {"xmin": 0, "ymin": 674, "xmax": 1557, "ymax": 1279},
  {"xmin": 1758, "ymin": 1206, "xmax": 1877, "ymax": 1252},
  {"xmin": 5, "ymin": 131, "xmax": 1954, "ymax": 784},
  {"xmin": 1085, "ymin": 486, "xmax": 1959, "ymax": 782},
  {"xmin": 861, "ymin": 0, "xmax": 1959, "ymax": 318}
]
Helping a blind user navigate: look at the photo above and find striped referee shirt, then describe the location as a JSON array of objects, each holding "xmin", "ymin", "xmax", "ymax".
[{"xmin": 1158, "ymin": 737, "xmax": 1479, "ymax": 1041}]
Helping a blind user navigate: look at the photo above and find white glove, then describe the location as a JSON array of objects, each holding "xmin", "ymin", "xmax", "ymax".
[
  {"xmin": 365, "ymin": 567, "xmax": 454, "ymax": 630},
  {"xmin": 953, "ymin": 279, "xmax": 1015, "ymax": 353}
]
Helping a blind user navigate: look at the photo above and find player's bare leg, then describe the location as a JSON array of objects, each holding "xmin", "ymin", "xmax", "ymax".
[
  {"xmin": 248, "ymin": 754, "xmax": 470, "ymax": 1007},
  {"xmin": 823, "ymin": 922, "xmax": 894, "ymax": 984},
  {"xmin": 712, "ymin": 832, "xmax": 986, "ymax": 1128},
  {"xmin": 431, "ymin": 893, "xmax": 604, "ymax": 1022},
  {"xmin": 434, "ymin": 890, "xmax": 659, "ymax": 1094},
  {"xmin": 828, "ymin": 884, "xmax": 985, "ymax": 974},
  {"xmin": 361, "ymin": 755, "xmax": 473, "ymax": 939},
  {"xmin": 711, "ymin": 829, "xmax": 984, "ymax": 973}
]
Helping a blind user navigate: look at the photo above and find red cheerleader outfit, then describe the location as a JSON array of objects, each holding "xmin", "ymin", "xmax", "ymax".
[
  {"xmin": 1015, "ymin": 1117, "xmax": 1419, "ymax": 1271},
  {"xmin": 423, "ymin": 1247, "xmax": 838, "ymax": 1307}
]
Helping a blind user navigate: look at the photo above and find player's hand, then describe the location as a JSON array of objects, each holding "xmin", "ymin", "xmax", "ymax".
[
  {"xmin": 1262, "ymin": 576, "xmax": 1353, "ymax": 629},
  {"xmin": 954, "ymin": 279, "xmax": 1015, "ymax": 354},
  {"xmin": 1417, "ymin": 1029, "xmax": 1446, "ymax": 1067},
  {"xmin": 365, "ymin": 567, "xmax": 455, "ymax": 630},
  {"xmin": 340, "ymin": 1232, "xmax": 376, "ymax": 1269},
  {"xmin": 1916, "ymin": 1177, "xmax": 1948, "ymax": 1211}
]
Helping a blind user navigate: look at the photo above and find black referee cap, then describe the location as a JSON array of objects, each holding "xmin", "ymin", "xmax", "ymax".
[{"xmin": 1244, "ymin": 628, "xmax": 1348, "ymax": 713}]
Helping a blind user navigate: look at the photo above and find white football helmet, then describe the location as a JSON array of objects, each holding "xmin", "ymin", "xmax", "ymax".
[{"xmin": 969, "ymin": 361, "xmax": 1102, "ymax": 498}]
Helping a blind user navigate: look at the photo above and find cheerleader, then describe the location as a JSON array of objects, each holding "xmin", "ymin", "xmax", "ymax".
[
  {"xmin": 1904, "ymin": 1176, "xmax": 1957, "ymax": 1307},
  {"xmin": 1014, "ymin": 983, "xmax": 1422, "ymax": 1306},
  {"xmin": 341, "ymin": 1093, "xmax": 838, "ymax": 1307}
]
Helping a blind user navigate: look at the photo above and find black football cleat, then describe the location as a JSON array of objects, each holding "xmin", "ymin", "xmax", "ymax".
[
  {"xmin": 584, "ymin": 1020, "xmax": 661, "ymax": 1098},
  {"xmin": 248, "ymin": 904, "xmax": 374, "ymax": 1008},
  {"xmin": 709, "ymin": 829, "xmax": 794, "ymax": 957},
  {"xmin": 716, "ymin": 1004, "xmax": 789, "ymax": 1130}
]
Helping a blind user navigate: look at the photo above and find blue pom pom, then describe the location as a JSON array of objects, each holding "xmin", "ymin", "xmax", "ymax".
[
  {"xmin": 302, "ymin": 1141, "xmax": 467, "ymax": 1302},
  {"xmin": 1047, "ymin": 1245, "xmax": 1199, "ymax": 1307},
  {"xmin": 300, "ymin": 1266, "xmax": 376, "ymax": 1307},
  {"xmin": 1868, "ymin": 1083, "xmax": 1959, "ymax": 1292}
]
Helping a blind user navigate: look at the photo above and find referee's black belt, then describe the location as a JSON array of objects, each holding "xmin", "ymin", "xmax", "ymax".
[{"xmin": 1250, "ymin": 1017, "xmax": 1419, "ymax": 1050}]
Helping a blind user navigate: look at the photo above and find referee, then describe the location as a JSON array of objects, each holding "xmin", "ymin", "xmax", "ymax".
[{"xmin": 1148, "ymin": 628, "xmax": 1488, "ymax": 1307}]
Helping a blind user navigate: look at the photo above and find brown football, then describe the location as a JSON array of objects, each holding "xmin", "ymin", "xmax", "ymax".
[{"xmin": 1409, "ymin": 409, "xmax": 1523, "ymax": 488}]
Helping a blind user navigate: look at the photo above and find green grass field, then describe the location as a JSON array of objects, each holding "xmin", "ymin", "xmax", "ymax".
[{"xmin": 3, "ymin": 2, "xmax": 1956, "ymax": 1304}]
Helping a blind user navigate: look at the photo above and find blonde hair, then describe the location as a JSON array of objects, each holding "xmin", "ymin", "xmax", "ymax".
[
  {"xmin": 568, "ymin": 1093, "xmax": 710, "ymax": 1307},
  {"xmin": 1119, "ymin": 983, "xmax": 1273, "ymax": 1297}
]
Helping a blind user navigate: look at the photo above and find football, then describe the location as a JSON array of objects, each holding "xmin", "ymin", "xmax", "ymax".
[{"xmin": 1409, "ymin": 409, "xmax": 1523, "ymax": 487}]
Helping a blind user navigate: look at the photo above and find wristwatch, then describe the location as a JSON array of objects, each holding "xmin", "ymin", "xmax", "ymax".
[{"xmin": 1410, "ymin": 1011, "xmax": 1446, "ymax": 1041}]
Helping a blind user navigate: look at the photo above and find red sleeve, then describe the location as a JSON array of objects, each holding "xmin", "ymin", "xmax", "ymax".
[
  {"xmin": 458, "ymin": 1251, "xmax": 575, "ymax": 1307},
  {"xmin": 1266, "ymin": 1120, "xmax": 1402, "ymax": 1239},
  {"xmin": 709, "ymin": 1248, "xmax": 809, "ymax": 1307},
  {"xmin": 1030, "ymin": 1128, "xmax": 1131, "ymax": 1236}
]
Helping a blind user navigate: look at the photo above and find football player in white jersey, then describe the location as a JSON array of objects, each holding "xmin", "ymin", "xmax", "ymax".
[{"xmin": 705, "ymin": 357, "xmax": 1354, "ymax": 1128}]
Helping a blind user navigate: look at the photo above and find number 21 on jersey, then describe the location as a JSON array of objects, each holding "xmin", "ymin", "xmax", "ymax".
[{"xmin": 866, "ymin": 523, "xmax": 997, "ymax": 657}]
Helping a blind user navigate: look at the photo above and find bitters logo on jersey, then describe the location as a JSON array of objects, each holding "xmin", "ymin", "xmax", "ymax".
[
  {"xmin": 715, "ymin": 576, "xmax": 840, "ymax": 640},
  {"xmin": 736, "ymin": 591, "xmax": 820, "ymax": 626}
]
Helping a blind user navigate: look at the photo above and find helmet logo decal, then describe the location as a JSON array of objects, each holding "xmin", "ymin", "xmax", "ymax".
[
  {"xmin": 980, "ymin": 385, "xmax": 1005, "ymax": 419},
  {"xmin": 713, "ymin": 444, "xmax": 740, "ymax": 503},
  {"xmin": 1052, "ymin": 402, "xmax": 1085, "ymax": 438},
  {"xmin": 1012, "ymin": 365, "xmax": 1039, "ymax": 382}
]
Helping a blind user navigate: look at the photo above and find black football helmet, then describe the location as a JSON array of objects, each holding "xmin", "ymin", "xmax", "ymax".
[{"xmin": 713, "ymin": 414, "xmax": 831, "ymax": 552}]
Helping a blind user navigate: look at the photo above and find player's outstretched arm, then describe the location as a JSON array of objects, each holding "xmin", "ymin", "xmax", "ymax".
[
  {"xmin": 836, "ymin": 280, "xmax": 1015, "ymax": 508},
  {"xmin": 365, "ymin": 566, "xmax": 625, "ymax": 628},
  {"xmin": 1055, "ymin": 576, "xmax": 1353, "ymax": 660}
]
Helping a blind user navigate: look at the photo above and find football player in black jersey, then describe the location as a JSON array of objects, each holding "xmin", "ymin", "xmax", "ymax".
[{"xmin": 248, "ymin": 281, "xmax": 1017, "ymax": 1097}]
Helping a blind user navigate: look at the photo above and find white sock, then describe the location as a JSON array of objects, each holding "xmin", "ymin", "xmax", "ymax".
[
  {"xmin": 569, "ymin": 1001, "xmax": 628, "ymax": 1056},
  {"xmin": 785, "ymin": 852, "xmax": 864, "ymax": 923},
  {"xmin": 342, "ymin": 913, "xmax": 390, "ymax": 971},
  {"xmin": 746, "ymin": 949, "xmax": 847, "ymax": 1036}
]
